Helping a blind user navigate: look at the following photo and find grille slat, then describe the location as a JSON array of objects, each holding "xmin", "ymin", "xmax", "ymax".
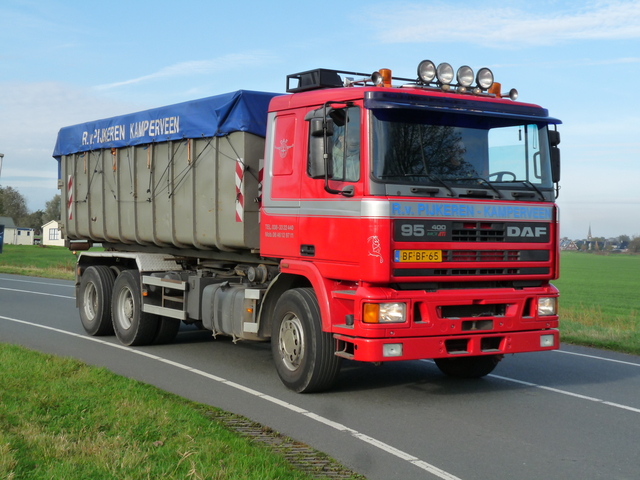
[
  {"xmin": 394, "ymin": 267, "xmax": 550, "ymax": 277},
  {"xmin": 442, "ymin": 250, "xmax": 548, "ymax": 262}
]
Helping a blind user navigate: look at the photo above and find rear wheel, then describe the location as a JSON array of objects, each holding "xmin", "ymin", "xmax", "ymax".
[
  {"xmin": 79, "ymin": 266, "xmax": 116, "ymax": 336},
  {"xmin": 271, "ymin": 288, "xmax": 341, "ymax": 393},
  {"xmin": 111, "ymin": 270, "xmax": 158, "ymax": 346},
  {"xmin": 434, "ymin": 355, "xmax": 501, "ymax": 378}
]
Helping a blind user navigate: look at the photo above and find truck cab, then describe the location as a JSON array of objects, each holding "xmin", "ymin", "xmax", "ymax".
[{"xmin": 261, "ymin": 63, "xmax": 560, "ymax": 389}]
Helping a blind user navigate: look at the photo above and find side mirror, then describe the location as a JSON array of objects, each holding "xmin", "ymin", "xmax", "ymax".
[
  {"xmin": 548, "ymin": 129, "xmax": 560, "ymax": 183},
  {"xmin": 309, "ymin": 117, "xmax": 334, "ymax": 137},
  {"xmin": 308, "ymin": 118, "xmax": 334, "ymax": 179},
  {"xmin": 550, "ymin": 147, "xmax": 561, "ymax": 183}
]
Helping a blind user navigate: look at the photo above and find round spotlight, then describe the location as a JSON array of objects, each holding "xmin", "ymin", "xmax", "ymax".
[
  {"xmin": 436, "ymin": 63, "xmax": 454, "ymax": 85},
  {"xmin": 417, "ymin": 60, "xmax": 436, "ymax": 84},
  {"xmin": 476, "ymin": 67, "xmax": 494, "ymax": 90},
  {"xmin": 457, "ymin": 65, "xmax": 474, "ymax": 87}
]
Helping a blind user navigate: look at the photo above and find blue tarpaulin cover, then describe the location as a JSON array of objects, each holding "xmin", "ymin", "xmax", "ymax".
[{"xmin": 53, "ymin": 90, "xmax": 282, "ymax": 159}]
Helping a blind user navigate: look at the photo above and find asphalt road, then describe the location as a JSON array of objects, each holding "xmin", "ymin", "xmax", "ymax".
[{"xmin": 2, "ymin": 272, "xmax": 639, "ymax": 480}]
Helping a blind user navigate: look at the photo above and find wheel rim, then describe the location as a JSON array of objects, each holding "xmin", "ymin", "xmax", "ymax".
[
  {"xmin": 278, "ymin": 312, "xmax": 305, "ymax": 371},
  {"xmin": 115, "ymin": 286, "xmax": 135, "ymax": 331},
  {"xmin": 82, "ymin": 282, "xmax": 98, "ymax": 321}
]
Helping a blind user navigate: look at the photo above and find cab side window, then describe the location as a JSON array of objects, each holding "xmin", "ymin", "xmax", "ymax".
[{"xmin": 330, "ymin": 107, "xmax": 360, "ymax": 182}]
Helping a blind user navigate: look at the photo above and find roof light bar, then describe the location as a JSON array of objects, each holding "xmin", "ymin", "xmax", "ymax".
[
  {"xmin": 286, "ymin": 61, "xmax": 516, "ymax": 99},
  {"xmin": 414, "ymin": 60, "xmax": 506, "ymax": 95}
]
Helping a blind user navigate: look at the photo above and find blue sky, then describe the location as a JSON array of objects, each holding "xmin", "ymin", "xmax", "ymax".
[{"xmin": 0, "ymin": 0, "xmax": 638, "ymax": 240}]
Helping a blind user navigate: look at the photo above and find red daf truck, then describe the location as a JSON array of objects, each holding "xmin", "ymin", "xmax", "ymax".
[{"xmin": 54, "ymin": 59, "xmax": 561, "ymax": 392}]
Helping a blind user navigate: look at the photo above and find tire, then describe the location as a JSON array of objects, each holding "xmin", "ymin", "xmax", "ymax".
[
  {"xmin": 434, "ymin": 355, "xmax": 501, "ymax": 379},
  {"xmin": 78, "ymin": 265, "xmax": 116, "ymax": 336},
  {"xmin": 153, "ymin": 317, "xmax": 181, "ymax": 344},
  {"xmin": 111, "ymin": 270, "xmax": 159, "ymax": 346},
  {"xmin": 271, "ymin": 288, "xmax": 341, "ymax": 393}
]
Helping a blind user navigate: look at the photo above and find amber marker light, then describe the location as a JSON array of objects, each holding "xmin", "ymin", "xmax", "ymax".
[
  {"xmin": 363, "ymin": 303, "xmax": 380, "ymax": 323},
  {"xmin": 379, "ymin": 68, "xmax": 392, "ymax": 87},
  {"xmin": 488, "ymin": 82, "xmax": 502, "ymax": 96}
]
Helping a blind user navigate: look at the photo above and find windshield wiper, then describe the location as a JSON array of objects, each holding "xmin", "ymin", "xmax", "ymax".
[
  {"xmin": 377, "ymin": 173, "xmax": 457, "ymax": 197},
  {"xmin": 515, "ymin": 180, "xmax": 545, "ymax": 201},
  {"xmin": 449, "ymin": 177, "xmax": 502, "ymax": 199},
  {"xmin": 425, "ymin": 174, "xmax": 456, "ymax": 197}
]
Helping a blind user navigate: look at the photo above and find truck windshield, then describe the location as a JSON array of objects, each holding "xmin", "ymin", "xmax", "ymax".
[{"xmin": 371, "ymin": 108, "xmax": 554, "ymax": 190}]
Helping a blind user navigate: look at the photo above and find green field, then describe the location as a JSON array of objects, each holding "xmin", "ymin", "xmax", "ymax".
[
  {"xmin": 553, "ymin": 252, "xmax": 640, "ymax": 354},
  {"xmin": 0, "ymin": 245, "xmax": 76, "ymax": 280}
]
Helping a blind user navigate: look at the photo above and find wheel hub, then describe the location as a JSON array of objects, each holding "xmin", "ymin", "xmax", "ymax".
[
  {"xmin": 116, "ymin": 287, "xmax": 134, "ymax": 330},
  {"xmin": 279, "ymin": 313, "xmax": 305, "ymax": 371},
  {"xmin": 83, "ymin": 283, "xmax": 98, "ymax": 320}
]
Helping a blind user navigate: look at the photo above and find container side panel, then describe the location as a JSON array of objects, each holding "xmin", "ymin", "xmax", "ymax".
[{"xmin": 61, "ymin": 132, "xmax": 264, "ymax": 253}]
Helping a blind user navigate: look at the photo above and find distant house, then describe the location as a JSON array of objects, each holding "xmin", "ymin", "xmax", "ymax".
[
  {"xmin": 560, "ymin": 239, "xmax": 579, "ymax": 251},
  {"xmin": 42, "ymin": 220, "xmax": 65, "ymax": 247},
  {"xmin": 0, "ymin": 216, "xmax": 35, "ymax": 245}
]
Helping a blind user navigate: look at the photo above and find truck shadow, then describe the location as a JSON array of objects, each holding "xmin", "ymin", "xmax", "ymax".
[{"xmin": 331, "ymin": 354, "xmax": 640, "ymax": 397}]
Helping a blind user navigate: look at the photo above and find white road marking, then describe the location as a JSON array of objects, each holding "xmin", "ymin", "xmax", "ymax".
[
  {"xmin": 0, "ymin": 315, "xmax": 462, "ymax": 480},
  {"xmin": 553, "ymin": 349, "xmax": 640, "ymax": 367},
  {"xmin": 0, "ymin": 286, "xmax": 75, "ymax": 299},
  {"xmin": 421, "ymin": 359, "xmax": 640, "ymax": 414}
]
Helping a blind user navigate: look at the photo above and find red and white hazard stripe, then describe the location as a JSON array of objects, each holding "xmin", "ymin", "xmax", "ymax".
[
  {"xmin": 258, "ymin": 158, "xmax": 264, "ymax": 203},
  {"xmin": 67, "ymin": 175, "xmax": 73, "ymax": 221},
  {"xmin": 235, "ymin": 158, "xmax": 244, "ymax": 222}
]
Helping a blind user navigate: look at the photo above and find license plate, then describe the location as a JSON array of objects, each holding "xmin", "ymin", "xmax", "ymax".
[{"xmin": 394, "ymin": 250, "xmax": 442, "ymax": 263}]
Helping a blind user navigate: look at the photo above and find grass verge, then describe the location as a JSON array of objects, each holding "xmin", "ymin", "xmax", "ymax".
[
  {"xmin": 553, "ymin": 252, "xmax": 640, "ymax": 355},
  {"xmin": 0, "ymin": 343, "xmax": 362, "ymax": 480},
  {"xmin": 0, "ymin": 245, "xmax": 76, "ymax": 280}
]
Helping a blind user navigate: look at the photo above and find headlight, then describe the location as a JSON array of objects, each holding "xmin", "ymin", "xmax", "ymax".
[
  {"xmin": 417, "ymin": 60, "xmax": 436, "ymax": 84},
  {"xmin": 363, "ymin": 302, "xmax": 407, "ymax": 323},
  {"xmin": 476, "ymin": 67, "xmax": 494, "ymax": 90},
  {"xmin": 538, "ymin": 297, "xmax": 557, "ymax": 316},
  {"xmin": 436, "ymin": 63, "xmax": 454, "ymax": 85},
  {"xmin": 457, "ymin": 65, "xmax": 474, "ymax": 87}
]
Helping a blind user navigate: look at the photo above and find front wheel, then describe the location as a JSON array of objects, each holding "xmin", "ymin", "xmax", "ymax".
[
  {"xmin": 111, "ymin": 270, "xmax": 158, "ymax": 346},
  {"xmin": 434, "ymin": 355, "xmax": 501, "ymax": 378},
  {"xmin": 271, "ymin": 288, "xmax": 341, "ymax": 393}
]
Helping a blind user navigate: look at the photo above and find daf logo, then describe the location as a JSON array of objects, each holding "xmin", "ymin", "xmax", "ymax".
[{"xmin": 507, "ymin": 226, "xmax": 548, "ymax": 237}]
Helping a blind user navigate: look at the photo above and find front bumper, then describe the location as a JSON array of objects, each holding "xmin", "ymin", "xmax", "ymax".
[{"xmin": 334, "ymin": 328, "xmax": 559, "ymax": 362}]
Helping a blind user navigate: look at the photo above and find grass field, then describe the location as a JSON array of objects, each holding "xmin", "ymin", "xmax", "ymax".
[
  {"xmin": 553, "ymin": 252, "xmax": 640, "ymax": 355},
  {"xmin": 0, "ymin": 245, "xmax": 76, "ymax": 280}
]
